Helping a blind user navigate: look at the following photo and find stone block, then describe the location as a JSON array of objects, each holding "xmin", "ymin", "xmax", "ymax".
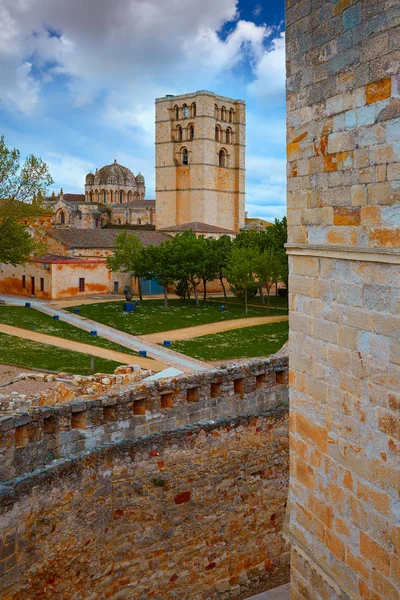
[
  {"xmin": 327, "ymin": 131, "xmax": 355, "ymax": 153},
  {"xmin": 333, "ymin": 207, "xmax": 361, "ymax": 225},
  {"xmin": 292, "ymin": 256, "xmax": 320, "ymax": 277},
  {"xmin": 343, "ymin": 3, "xmax": 361, "ymax": 30},
  {"xmin": 366, "ymin": 77, "xmax": 392, "ymax": 104}
]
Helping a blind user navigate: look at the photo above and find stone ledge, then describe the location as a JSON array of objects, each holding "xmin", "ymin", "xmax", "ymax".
[{"xmin": 285, "ymin": 244, "xmax": 400, "ymax": 264}]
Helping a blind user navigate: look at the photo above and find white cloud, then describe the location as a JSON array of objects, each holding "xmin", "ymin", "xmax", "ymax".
[
  {"xmin": 45, "ymin": 153, "xmax": 94, "ymax": 192},
  {"xmin": 0, "ymin": 0, "xmax": 271, "ymax": 114},
  {"xmin": 248, "ymin": 31, "xmax": 285, "ymax": 101}
]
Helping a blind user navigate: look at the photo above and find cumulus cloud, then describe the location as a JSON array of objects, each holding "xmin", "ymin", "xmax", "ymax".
[
  {"xmin": 248, "ymin": 32, "xmax": 285, "ymax": 100},
  {"xmin": 46, "ymin": 153, "xmax": 95, "ymax": 192},
  {"xmin": 0, "ymin": 0, "xmax": 270, "ymax": 115}
]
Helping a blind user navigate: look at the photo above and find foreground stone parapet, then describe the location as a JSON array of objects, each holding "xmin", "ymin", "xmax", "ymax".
[
  {"xmin": 0, "ymin": 355, "xmax": 288, "ymax": 482},
  {"xmin": 0, "ymin": 355, "xmax": 289, "ymax": 600}
]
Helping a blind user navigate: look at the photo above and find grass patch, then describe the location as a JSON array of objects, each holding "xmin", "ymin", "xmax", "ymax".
[
  {"xmin": 66, "ymin": 298, "xmax": 286, "ymax": 336},
  {"xmin": 0, "ymin": 306, "xmax": 138, "ymax": 356},
  {"xmin": 171, "ymin": 321, "xmax": 289, "ymax": 361},
  {"xmin": 211, "ymin": 295, "xmax": 288, "ymax": 311},
  {"xmin": 0, "ymin": 332, "xmax": 122, "ymax": 375}
]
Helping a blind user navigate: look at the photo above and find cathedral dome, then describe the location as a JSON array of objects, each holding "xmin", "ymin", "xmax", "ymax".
[{"xmin": 95, "ymin": 160, "xmax": 135, "ymax": 186}]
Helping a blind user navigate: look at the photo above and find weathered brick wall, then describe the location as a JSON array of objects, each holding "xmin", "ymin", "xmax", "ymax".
[
  {"xmin": 286, "ymin": 0, "xmax": 399, "ymax": 598},
  {"xmin": 0, "ymin": 358, "xmax": 289, "ymax": 599}
]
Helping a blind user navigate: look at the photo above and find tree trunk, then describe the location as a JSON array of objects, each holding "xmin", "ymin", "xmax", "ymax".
[
  {"xmin": 267, "ymin": 287, "xmax": 270, "ymax": 312},
  {"xmin": 245, "ymin": 288, "xmax": 248, "ymax": 315},
  {"xmin": 259, "ymin": 285, "xmax": 265, "ymax": 305},
  {"xmin": 219, "ymin": 274, "xmax": 227, "ymax": 298},
  {"xmin": 193, "ymin": 280, "xmax": 200, "ymax": 307},
  {"xmin": 163, "ymin": 283, "xmax": 168, "ymax": 308},
  {"xmin": 138, "ymin": 277, "xmax": 143, "ymax": 302},
  {"xmin": 203, "ymin": 277, "xmax": 207, "ymax": 302}
]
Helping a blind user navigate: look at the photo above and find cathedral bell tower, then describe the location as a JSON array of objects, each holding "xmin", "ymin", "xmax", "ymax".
[{"xmin": 155, "ymin": 90, "xmax": 245, "ymax": 232}]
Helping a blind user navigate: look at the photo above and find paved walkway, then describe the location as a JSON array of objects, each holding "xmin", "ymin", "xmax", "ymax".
[
  {"xmin": 0, "ymin": 295, "xmax": 210, "ymax": 373},
  {"xmin": 140, "ymin": 315, "xmax": 289, "ymax": 343},
  {"xmin": 246, "ymin": 584, "xmax": 290, "ymax": 599},
  {"xmin": 0, "ymin": 323, "xmax": 166, "ymax": 371}
]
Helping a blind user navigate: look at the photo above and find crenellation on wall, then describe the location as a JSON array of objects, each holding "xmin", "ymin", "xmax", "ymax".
[{"xmin": 0, "ymin": 355, "xmax": 288, "ymax": 482}]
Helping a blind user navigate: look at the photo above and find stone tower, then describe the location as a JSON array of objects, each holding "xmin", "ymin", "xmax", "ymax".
[
  {"xmin": 155, "ymin": 91, "xmax": 245, "ymax": 232},
  {"xmin": 286, "ymin": 0, "xmax": 399, "ymax": 597}
]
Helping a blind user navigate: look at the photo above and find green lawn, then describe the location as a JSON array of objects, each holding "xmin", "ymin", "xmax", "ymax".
[
  {"xmin": 0, "ymin": 306, "xmax": 138, "ymax": 356},
  {"xmin": 171, "ymin": 321, "xmax": 289, "ymax": 361},
  {"xmin": 0, "ymin": 332, "xmax": 122, "ymax": 375},
  {"xmin": 66, "ymin": 299, "xmax": 286, "ymax": 336},
  {"xmin": 211, "ymin": 295, "xmax": 288, "ymax": 311}
]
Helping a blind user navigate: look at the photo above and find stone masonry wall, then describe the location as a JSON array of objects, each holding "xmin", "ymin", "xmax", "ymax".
[
  {"xmin": 286, "ymin": 1, "xmax": 399, "ymax": 599},
  {"xmin": 0, "ymin": 357, "xmax": 289, "ymax": 599}
]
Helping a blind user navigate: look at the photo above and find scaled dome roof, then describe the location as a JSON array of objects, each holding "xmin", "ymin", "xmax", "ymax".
[{"xmin": 93, "ymin": 160, "xmax": 136, "ymax": 186}]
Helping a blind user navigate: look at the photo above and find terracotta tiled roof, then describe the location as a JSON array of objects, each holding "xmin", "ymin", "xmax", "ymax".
[
  {"xmin": 48, "ymin": 228, "xmax": 168, "ymax": 249},
  {"xmin": 32, "ymin": 254, "xmax": 106, "ymax": 264},
  {"xmin": 159, "ymin": 221, "xmax": 235, "ymax": 234},
  {"xmin": 63, "ymin": 194, "xmax": 86, "ymax": 203}
]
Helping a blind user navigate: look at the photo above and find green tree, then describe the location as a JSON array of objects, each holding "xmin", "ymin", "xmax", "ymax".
[
  {"xmin": 226, "ymin": 246, "xmax": 259, "ymax": 314},
  {"xmin": 106, "ymin": 232, "xmax": 146, "ymax": 300},
  {"xmin": 255, "ymin": 248, "xmax": 281, "ymax": 310},
  {"xmin": 171, "ymin": 231, "xmax": 206, "ymax": 307},
  {"xmin": 0, "ymin": 136, "xmax": 53, "ymax": 265},
  {"xmin": 212, "ymin": 235, "xmax": 232, "ymax": 298},
  {"xmin": 144, "ymin": 241, "xmax": 177, "ymax": 308}
]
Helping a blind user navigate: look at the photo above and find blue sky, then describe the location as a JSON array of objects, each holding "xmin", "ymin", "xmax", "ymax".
[{"xmin": 0, "ymin": 0, "xmax": 286, "ymax": 221}]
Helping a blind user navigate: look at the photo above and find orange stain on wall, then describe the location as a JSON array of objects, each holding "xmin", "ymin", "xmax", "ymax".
[{"xmin": 366, "ymin": 78, "xmax": 392, "ymax": 105}]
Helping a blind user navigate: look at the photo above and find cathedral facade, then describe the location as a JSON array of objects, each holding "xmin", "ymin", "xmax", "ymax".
[{"xmin": 44, "ymin": 160, "xmax": 155, "ymax": 229}]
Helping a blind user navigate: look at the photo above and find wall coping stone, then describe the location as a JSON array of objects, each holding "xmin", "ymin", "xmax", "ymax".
[{"xmin": 285, "ymin": 244, "xmax": 400, "ymax": 263}]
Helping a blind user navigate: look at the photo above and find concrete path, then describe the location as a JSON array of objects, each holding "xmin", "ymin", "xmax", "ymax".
[
  {"xmin": 246, "ymin": 584, "xmax": 290, "ymax": 599},
  {"xmin": 0, "ymin": 295, "xmax": 210, "ymax": 373},
  {"xmin": 140, "ymin": 315, "xmax": 289, "ymax": 343},
  {"xmin": 0, "ymin": 323, "xmax": 166, "ymax": 371}
]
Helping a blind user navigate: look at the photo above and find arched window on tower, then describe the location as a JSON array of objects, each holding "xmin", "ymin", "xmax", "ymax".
[
  {"xmin": 214, "ymin": 104, "xmax": 219, "ymax": 119},
  {"xmin": 188, "ymin": 124, "xmax": 194, "ymax": 140},
  {"xmin": 191, "ymin": 102, "xmax": 196, "ymax": 118},
  {"xmin": 137, "ymin": 218, "xmax": 141, "ymax": 225},
  {"xmin": 181, "ymin": 147, "xmax": 189, "ymax": 165},
  {"xmin": 229, "ymin": 108, "xmax": 234, "ymax": 122},
  {"xmin": 221, "ymin": 106, "xmax": 227, "ymax": 121},
  {"xmin": 183, "ymin": 104, "xmax": 189, "ymax": 119},
  {"xmin": 110, "ymin": 191, "xmax": 113, "ymax": 203},
  {"xmin": 120, "ymin": 190, "xmax": 123, "ymax": 204},
  {"xmin": 60, "ymin": 211, "xmax": 65, "ymax": 225},
  {"xmin": 226, "ymin": 127, "xmax": 232, "ymax": 144},
  {"xmin": 174, "ymin": 105, "xmax": 179, "ymax": 120},
  {"xmin": 103, "ymin": 190, "xmax": 106, "ymax": 203},
  {"xmin": 176, "ymin": 125, "xmax": 183, "ymax": 141},
  {"xmin": 215, "ymin": 125, "xmax": 222, "ymax": 141},
  {"xmin": 219, "ymin": 148, "xmax": 228, "ymax": 167},
  {"xmin": 97, "ymin": 191, "xmax": 100, "ymax": 202}
]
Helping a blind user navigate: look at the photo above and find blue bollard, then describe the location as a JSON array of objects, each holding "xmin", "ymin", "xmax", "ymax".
[
  {"xmin": 221, "ymin": 305, "xmax": 225, "ymax": 312},
  {"xmin": 25, "ymin": 302, "xmax": 31, "ymax": 308},
  {"xmin": 91, "ymin": 330, "xmax": 97, "ymax": 337},
  {"xmin": 163, "ymin": 340, "xmax": 171, "ymax": 347},
  {"xmin": 123, "ymin": 302, "xmax": 134, "ymax": 312},
  {"xmin": 53, "ymin": 315, "xmax": 59, "ymax": 321},
  {"xmin": 74, "ymin": 307, "xmax": 80, "ymax": 314},
  {"xmin": 139, "ymin": 350, "xmax": 147, "ymax": 357}
]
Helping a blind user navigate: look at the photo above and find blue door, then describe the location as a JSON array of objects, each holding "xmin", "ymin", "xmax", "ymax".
[{"xmin": 140, "ymin": 278, "xmax": 163, "ymax": 295}]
